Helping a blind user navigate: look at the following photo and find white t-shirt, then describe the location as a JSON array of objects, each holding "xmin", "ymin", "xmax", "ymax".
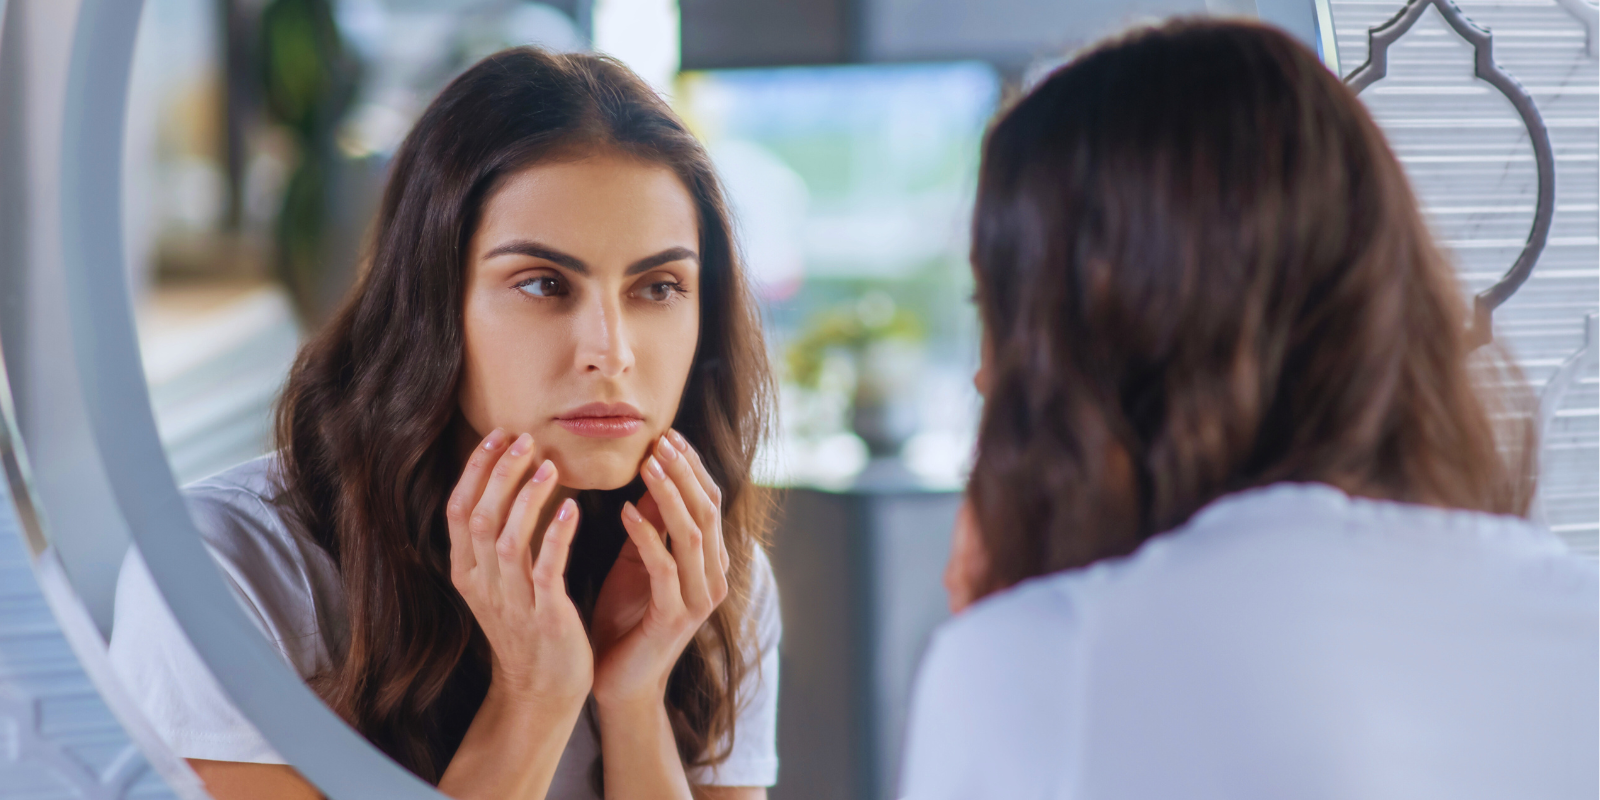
[
  {"xmin": 900, "ymin": 483, "xmax": 1598, "ymax": 800},
  {"xmin": 109, "ymin": 454, "xmax": 781, "ymax": 793}
]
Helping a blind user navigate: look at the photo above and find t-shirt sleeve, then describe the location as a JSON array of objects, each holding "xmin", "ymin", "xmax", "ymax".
[
  {"xmin": 898, "ymin": 581, "xmax": 1080, "ymax": 800},
  {"xmin": 690, "ymin": 546, "xmax": 782, "ymax": 787},
  {"xmin": 108, "ymin": 487, "xmax": 311, "ymax": 765},
  {"xmin": 109, "ymin": 546, "xmax": 288, "ymax": 763}
]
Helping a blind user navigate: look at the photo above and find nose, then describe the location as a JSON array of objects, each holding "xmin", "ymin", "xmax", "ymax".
[{"xmin": 573, "ymin": 292, "xmax": 635, "ymax": 378}]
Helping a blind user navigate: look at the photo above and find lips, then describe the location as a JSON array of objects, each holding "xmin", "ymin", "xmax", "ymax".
[{"xmin": 555, "ymin": 402, "xmax": 645, "ymax": 439}]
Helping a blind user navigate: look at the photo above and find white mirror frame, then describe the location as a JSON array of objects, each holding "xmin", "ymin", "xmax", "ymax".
[{"xmin": 52, "ymin": 0, "xmax": 446, "ymax": 796}]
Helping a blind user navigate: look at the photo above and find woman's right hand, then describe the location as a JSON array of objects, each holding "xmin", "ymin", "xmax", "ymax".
[{"xmin": 446, "ymin": 429, "xmax": 591, "ymax": 708}]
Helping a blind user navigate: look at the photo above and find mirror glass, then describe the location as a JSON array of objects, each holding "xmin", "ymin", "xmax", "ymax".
[{"xmin": 105, "ymin": 0, "xmax": 1006, "ymax": 796}]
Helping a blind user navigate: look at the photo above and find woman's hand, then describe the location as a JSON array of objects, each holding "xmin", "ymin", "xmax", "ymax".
[
  {"xmin": 437, "ymin": 429, "xmax": 593, "ymax": 799},
  {"xmin": 446, "ymin": 429, "xmax": 591, "ymax": 708},
  {"xmin": 944, "ymin": 498, "xmax": 988, "ymax": 614},
  {"xmin": 591, "ymin": 429, "xmax": 728, "ymax": 711}
]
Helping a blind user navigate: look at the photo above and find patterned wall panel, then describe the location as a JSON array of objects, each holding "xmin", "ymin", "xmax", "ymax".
[
  {"xmin": 0, "ymin": 477, "xmax": 186, "ymax": 799},
  {"xmin": 1331, "ymin": 0, "xmax": 1600, "ymax": 555}
]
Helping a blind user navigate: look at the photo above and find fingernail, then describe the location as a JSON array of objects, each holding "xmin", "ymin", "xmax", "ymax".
[
  {"xmin": 509, "ymin": 432, "xmax": 533, "ymax": 456},
  {"xmin": 658, "ymin": 435, "xmax": 679, "ymax": 461},
  {"xmin": 645, "ymin": 456, "xmax": 665, "ymax": 479},
  {"xmin": 557, "ymin": 498, "xmax": 576, "ymax": 521},
  {"xmin": 483, "ymin": 428, "xmax": 507, "ymax": 450},
  {"xmin": 622, "ymin": 501, "xmax": 642, "ymax": 523},
  {"xmin": 668, "ymin": 429, "xmax": 688, "ymax": 450},
  {"xmin": 531, "ymin": 460, "xmax": 555, "ymax": 483}
]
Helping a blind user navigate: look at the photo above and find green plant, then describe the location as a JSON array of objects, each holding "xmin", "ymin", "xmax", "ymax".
[
  {"xmin": 261, "ymin": 0, "xmax": 360, "ymax": 323},
  {"xmin": 785, "ymin": 290, "xmax": 923, "ymax": 390}
]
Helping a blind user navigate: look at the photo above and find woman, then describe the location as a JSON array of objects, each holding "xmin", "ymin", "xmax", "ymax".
[
  {"xmin": 111, "ymin": 49, "xmax": 779, "ymax": 799},
  {"xmin": 907, "ymin": 19, "xmax": 1596, "ymax": 799}
]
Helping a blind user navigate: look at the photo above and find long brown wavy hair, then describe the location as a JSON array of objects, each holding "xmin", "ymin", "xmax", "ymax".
[
  {"xmin": 271, "ymin": 48, "xmax": 773, "ymax": 784},
  {"xmin": 967, "ymin": 19, "xmax": 1533, "ymax": 597}
]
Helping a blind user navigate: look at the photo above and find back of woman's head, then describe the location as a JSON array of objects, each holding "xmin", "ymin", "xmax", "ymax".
[{"xmin": 968, "ymin": 19, "xmax": 1531, "ymax": 596}]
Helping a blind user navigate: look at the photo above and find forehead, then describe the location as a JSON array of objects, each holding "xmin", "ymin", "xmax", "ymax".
[{"xmin": 473, "ymin": 151, "xmax": 700, "ymax": 262}]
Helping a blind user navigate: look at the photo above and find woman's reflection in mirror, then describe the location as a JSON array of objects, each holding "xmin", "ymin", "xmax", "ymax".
[
  {"xmin": 110, "ymin": 49, "xmax": 778, "ymax": 800},
  {"xmin": 911, "ymin": 18, "xmax": 1597, "ymax": 800}
]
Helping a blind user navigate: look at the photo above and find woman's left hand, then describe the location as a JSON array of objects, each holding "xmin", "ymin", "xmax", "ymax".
[{"xmin": 591, "ymin": 429, "xmax": 728, "ymax": 710}]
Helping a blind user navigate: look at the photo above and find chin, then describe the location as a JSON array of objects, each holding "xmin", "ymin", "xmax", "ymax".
[{"xmin": 552, "ymin": 450, "xmax": 645, "ymax": 491}]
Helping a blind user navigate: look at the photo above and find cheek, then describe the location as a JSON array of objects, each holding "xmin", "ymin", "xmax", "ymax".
[
  {"xmin": 459, "ymin": 299, "xmax": 565, "ymax": 428},
  {"xmin": 458, "ymin": 318, "xmax": 492, "ymax": 432},
  {"xmin": 637, "ymin": 309, "xmax": 700, "ymax": 410}
]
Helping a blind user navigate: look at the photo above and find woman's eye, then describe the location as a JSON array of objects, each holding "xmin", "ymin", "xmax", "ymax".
[
  {"xmin": 516, "ymin": 276, "xmax": 564, "ymax": 298},
  {"xmin": 639, "ymin": 281, "xmax": 682, "ymax": 302}
]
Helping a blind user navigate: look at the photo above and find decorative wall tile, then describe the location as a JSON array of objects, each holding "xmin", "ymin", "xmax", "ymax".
[
  {"xmin": 0, "ymin": 477, "xmax": 180, "ymax": 799},
  {"xmin": 1332, "ymin": 0, "xmax": 1600, "ymax": 555}
]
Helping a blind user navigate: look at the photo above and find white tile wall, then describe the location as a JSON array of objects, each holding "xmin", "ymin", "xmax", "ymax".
[
  {"xmin": 0, "ymin": 478, "xmax": 179, "ymax": 799},
  {"xmin": 1331, "ymin": 0, "xmax": 1600, "ymax": 556}
]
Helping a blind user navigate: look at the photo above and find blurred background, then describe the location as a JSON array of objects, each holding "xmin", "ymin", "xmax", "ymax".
[
  {"xmin": 74, "ymin": 0, "xmax": 1600, "ymax": 795},
  {"xmin": 127, "ymin": 0, "xmax": 1009, "ymax": 492}
]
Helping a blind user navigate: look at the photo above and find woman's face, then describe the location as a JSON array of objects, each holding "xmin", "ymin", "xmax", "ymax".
[{"xmin": 459, "ymin": 150, "xmax": 701, "ymax": 490}]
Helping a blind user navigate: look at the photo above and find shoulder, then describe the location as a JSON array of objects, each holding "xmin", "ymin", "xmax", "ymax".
[
  {"xmin": 746, "ymin": 544, "xmax": 780, "ymax": 640},
  {"xmin": 686, "ymin": 544, "xmax": 783, "ymax": 787},
  {"xmin": 106, "ymin": 455, "xmax": 334, "ymax": 764},
  {"xmin": 187, "ymin": 451, "xmax": 283, "ymax": 497},
  {"xmin": 180, "ymin": 454, "xmax": 291, "ymax": 554},
  {"xmin": 177, "ymin": 453, "xmax": 344, "ymax": 668},
  {"xmin": 1173, "ymin": 481, "xmax": 1585, "ymax": 559},
  {"xmin": 181, "ymin": 454, "xmax": 333, "ymax": 596},
  {"xmin": 182, "ymin": 454, "xmax": 288, "ymax": 540},
  {"xmin": 903, "ymin": 485, "xmax": 1598, "ymax": 799},
  {"xmin": 1159, "ymin": 482, "xmax": 1599, "ymax": 595},
  {"xmin": 929, "ymin": 576, "xmax": 1082, "ymax": 687},
  {"xmin": 733, "ymin": 543, "xmax": 781, "ymax": 696},
  {"xmin": 918, "ymin": 574, "xmax": 1081, "ymax": 707},
  {"xmin": 1065, "ymin": 482, "xmax": 1597, "ymax": 596},
  {"xmin": 900, "ymin": 577, "xmax": 1083, "ymax": 799}
]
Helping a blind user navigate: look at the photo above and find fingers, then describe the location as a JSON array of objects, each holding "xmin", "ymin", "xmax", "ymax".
[
  {"xmin": 469, "ymin": 432, "xmax": 540, "ymax": 586},
  {"xmin": 447, "ymin": 428, "xmax": 512, "ymax": 577},
  {"xmin": 635, "ymin": 491, "xmax": 666, "ymax": 532},
  {"xmin": 621, "ymin": 500, "xmax": 683, "ymax": 615},
  {"xmin": 497, "ymin": 459, "xmax": 560, "ymax": 607},
  {"xmin": 666, "ymin": 429, "xmax": 722, "ymax": 511},
  {"xmin": 643, "ymin": 443, "xmax": 711, "ymax": 615},
  {"xmin": 531, "ymin": 498, "xmax": 580, "ymax": 610},
  {"xmin": 658, "ymin": 434, "xmax": 718, "ymax": 536},
  {"xmin": 666, "ymin": 431, "xmax": 729, "ymax": 594}
]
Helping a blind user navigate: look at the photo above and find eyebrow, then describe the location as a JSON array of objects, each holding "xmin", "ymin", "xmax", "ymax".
[{"xmin": 482, "ymin": 240, "xmax": 699, "ymax": 276}]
